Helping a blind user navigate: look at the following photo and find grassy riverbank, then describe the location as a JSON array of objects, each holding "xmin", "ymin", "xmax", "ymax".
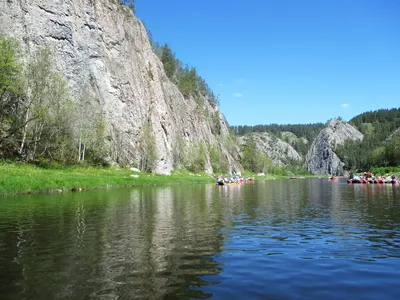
[
  {"xmin": 0, "ymin": 162, "xmax": 317, "ymax": 196},
  {"xmin": 0, "ymin": 163, "xmax": 219, "ymax": 196}
]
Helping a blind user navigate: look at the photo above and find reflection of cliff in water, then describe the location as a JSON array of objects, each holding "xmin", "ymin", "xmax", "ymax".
[
  {"xmin": 0, "ymin": 186, "xmax": 225, "ymax": 299},
  {"xmin": 89, "ymin": 185, "xmax": 225, "ymax": 299}
]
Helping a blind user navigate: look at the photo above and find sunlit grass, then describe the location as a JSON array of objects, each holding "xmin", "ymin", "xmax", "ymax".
[
  {"xmin": 0, "ymin": 162, "xmax": 323, "ymax": 196},
  {"xmin": 0, "ymin": 163, "xmax": 216, "ymax": 196},
  {"xmin": 370, "ymin": 166, "xmax": 400, "ymax": 176}
]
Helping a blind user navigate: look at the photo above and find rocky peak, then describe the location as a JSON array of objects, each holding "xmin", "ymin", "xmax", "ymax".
[
  {"xmin": 327, "ymin": 117, "xmax": 341, "ymax": 128},
  {"xmin": 304, "ymin": 118, "xmax": 363, "ymax": 175}
]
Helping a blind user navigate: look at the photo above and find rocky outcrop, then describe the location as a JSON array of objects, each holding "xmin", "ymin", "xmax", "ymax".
[
  {"xmin": 281, "ymin": 131, "xmax": 308, "ymax": 146},
  {"xmin": 388, "ymin": 127, "xmax": 400, "ymax": 140},
  {"xmin": 304, "ymin": 118, "xmax": 363, "ymax": 175},
  {"xmin": 0, "ymin": 0, "xmax": 239, "ymax": 174},
  {"xmin": 239, "ymin": 132, "xmax": 302, "ymax": 166}
]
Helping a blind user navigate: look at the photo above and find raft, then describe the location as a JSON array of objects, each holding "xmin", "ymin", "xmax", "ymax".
[
  {"xmin": 348, "ymin": 179, "xmax": 398, "ymax": 184},
  {"xmin": 347, "ymin": 179, "xmax": 367, "ymax": 184},
  {"xmin": 373, "ymin": 179, "xmax": 385, "ymax": 184},
  {"xmin": 216, "ymin": 182, "xmax": 241, "ymax": 186},
  {"xmin": 372, "ymin": 178, "xmax": 398, "ymax": 184}
]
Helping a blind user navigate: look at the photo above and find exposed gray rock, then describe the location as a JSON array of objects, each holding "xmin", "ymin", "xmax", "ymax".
[
  {"xmin": 388, "ymin": 127, "xmax": 400, "ymax": 140},
  {"xmin": 281, "ymin": 131, "xmax": 308, "ymax": 146},
  {"xmin": 239, "ymin": 132, "xmax": 302, "ymax": 166},
  {"xmin": 0, "ymin": 0, "xmax": 239, "ymax": 174},
  {"xmin": 304, "ymin": 118, "xmax": 363, "ymax": 175}
]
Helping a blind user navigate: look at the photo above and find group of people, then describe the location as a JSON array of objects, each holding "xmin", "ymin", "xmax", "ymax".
[
  {"xmin": 349, "ymin": 171, "xmax": 397, "ymax": 182},
  {"xmin": 216, "ymin": 175, "xmax": 254, "ymax": 185}
]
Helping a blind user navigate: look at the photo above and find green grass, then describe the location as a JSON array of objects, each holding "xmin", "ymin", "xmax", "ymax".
[
  {"xmin": 370, "ymin": 166, "xmax": 400, "ymax": 176},
  {"xmin": 0, "ymin": 162, "xmax": 324, "ymax": 197},
  {"xmin": 0, "ymin": 163, "xmax": 216, "ymax": 196}
]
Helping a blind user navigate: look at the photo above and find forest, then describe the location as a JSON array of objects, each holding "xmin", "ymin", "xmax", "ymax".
[{"xmin": 335, "ymin": 108, "xmax": 400, "ymax": 171}]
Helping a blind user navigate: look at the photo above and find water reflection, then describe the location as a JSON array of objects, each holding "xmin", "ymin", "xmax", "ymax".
[
  {"xmin": 0, "ymin": 180, "xmax": 400, "ymax": 299},
  {"xmin": 0, "ymin": 186, "xmax": 226, "ymax": 299}
]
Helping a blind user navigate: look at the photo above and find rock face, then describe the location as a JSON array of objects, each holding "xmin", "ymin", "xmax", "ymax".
[
  {"xmin": 239, "ymin": 132, "xmax": 302, "ymax": 166},
  {"xmin": 304, "ymin": 118, "xmax": 363, "ymax": 175},
  {"xmin": 0, "ymin": 0, "xmax": 239, "ymax": 174},
  {"xmin": 281, "ymin": 131, "xmax": 308, "ymax": 145},
  {"xmin": 388, "ymin": 127, "xmax": 400, "ymax": 139}
]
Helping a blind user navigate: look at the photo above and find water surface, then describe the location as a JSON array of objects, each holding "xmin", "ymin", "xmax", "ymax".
[{"xmin": 1, "ymin": 179, "xmax": 399, "ymax": 299}]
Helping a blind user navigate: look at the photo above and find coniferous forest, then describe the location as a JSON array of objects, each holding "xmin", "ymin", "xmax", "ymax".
[{"xmin": 336, "ymin": 108, "xmax": 400, "ymax": 171}]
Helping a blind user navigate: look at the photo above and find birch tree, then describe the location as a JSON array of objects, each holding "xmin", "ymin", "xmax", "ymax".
[
  {"xmin": 138, "ymin": 122, "xmax": 157, "ymax": 172},
  {"xmin": 0, "ymin": 35, "xmax": 24, "ymax": 156},
  {"xmin": 17, "ymin": 46, "xmax": 76, "ymax": 162},
  {"xmin": 75, "ymin": 88, "xmax": 108, "ymax": 164}
]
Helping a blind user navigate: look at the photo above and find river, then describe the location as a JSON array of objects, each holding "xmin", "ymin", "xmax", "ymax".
[{"xmin": 1, "ymin": 179, "xmax": 399, "ymax": 299}]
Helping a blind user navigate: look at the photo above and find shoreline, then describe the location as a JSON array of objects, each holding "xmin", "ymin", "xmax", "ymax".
[
  {"xmin": 0, "ymin": 163, "xmax": 216, "ymax": 197},
  {"xmin": 0, "ymin": 162, "xmax": 323, "ymax": 197}
]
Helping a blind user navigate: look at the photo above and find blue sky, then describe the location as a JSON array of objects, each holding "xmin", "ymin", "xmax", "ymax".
[{"xmin": 136, "ymin": 0, "xmax": 400, "ymax": 126}]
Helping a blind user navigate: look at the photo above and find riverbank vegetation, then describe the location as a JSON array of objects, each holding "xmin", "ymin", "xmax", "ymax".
[
  {"xmin": 0, "ymin": 162, "xmax": 217, "ymax": 196},
  {"xmin": 0, "ymin": 162, "xmax": 305, "ymax": 196},
  {"xmin": 370, "ymin": 166, "xmax": 400, "ymax": 176}
]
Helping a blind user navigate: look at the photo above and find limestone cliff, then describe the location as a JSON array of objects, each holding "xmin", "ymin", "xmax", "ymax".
[
  {"xmin": 0, "ymin": 0, "xmax": 239, "ymax": 174},
  {"xmin": 239, "ymin": 132, "xmax": 302, "ymax": 166},
  {"xmin": 304, "ymin": 118, "xmax": 363, "ymax": 175}
]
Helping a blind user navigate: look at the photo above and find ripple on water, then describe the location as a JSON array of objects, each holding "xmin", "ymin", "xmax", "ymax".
[{"xmin": 1, "ymin": 181, "xmax": 400, "ymax": 299}]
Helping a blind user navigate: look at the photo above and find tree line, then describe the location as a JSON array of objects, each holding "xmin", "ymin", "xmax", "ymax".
[
  {"xmin": 122, "ymin": 1, "xmax": 218, "ymax": 106},
  {"xmin": 120, "ymin": 0, "xmax": 135, "ymax": 13},
  {"xmin": 145, "ymin": 30, "xmax": 219, "ymax": 107}
]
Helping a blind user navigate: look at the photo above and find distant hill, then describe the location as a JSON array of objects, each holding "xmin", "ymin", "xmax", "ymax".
[
  {"xmin": 231, "ymin": 123, "xmax": 324, "ymax": 156},
  {"xmin": 233, "ymin": 108, "xmax": 400, "ymax": 173}
]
